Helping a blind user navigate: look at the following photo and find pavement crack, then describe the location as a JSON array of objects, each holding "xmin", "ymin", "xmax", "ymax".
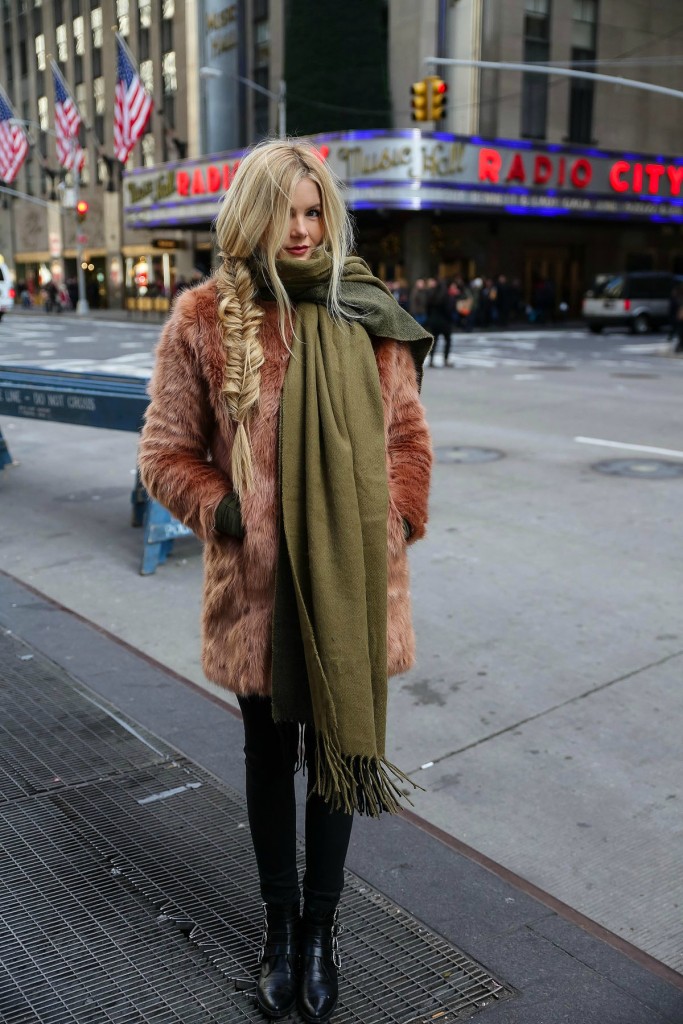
[{"xmin": 409, "ymin": 648, "xmax": 683, "ymax": 774}]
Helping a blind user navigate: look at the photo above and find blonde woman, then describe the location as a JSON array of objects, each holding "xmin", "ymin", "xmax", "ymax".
[{"xmin": 138, "ymin": 139, "xmax": 433, "ymax": 1023}]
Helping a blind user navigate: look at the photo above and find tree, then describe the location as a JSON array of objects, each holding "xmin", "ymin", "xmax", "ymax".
[{"xmin": 285, "ymin": 0, "xmax": 391, "ymax": 135}]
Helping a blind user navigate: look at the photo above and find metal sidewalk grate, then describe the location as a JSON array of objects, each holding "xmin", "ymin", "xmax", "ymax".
[
  {"xmin": 0, "ymin": 630, "xmax": 170, "ymax": 802},
  {"xmin": 0, "ymin": 630, "xmax": 513, "ymax": 1023}
]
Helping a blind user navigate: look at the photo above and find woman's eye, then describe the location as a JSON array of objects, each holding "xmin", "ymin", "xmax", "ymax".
[{"xmin": 307, "ymin": 208, "xmax": 321, "ymax": 217}]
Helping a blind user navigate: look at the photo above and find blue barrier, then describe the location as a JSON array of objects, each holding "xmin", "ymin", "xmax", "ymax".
[{"xmin": 0, "ymin": 364, "xmax": 194, "ymax": 574}]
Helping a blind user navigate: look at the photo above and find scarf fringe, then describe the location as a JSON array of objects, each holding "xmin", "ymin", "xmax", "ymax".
[{"xmin": 312, "ymin": 730, "xmax": 422, "ymax": 818}]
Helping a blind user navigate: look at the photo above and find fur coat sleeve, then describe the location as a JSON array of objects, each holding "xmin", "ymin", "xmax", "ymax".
[
  {"xmin": 374, "ymin": 337, "xmax": 432, "ymax": 544},
  {"xmin": 138, "ymin": 288, "xmax": 230, "ymax": 543}
]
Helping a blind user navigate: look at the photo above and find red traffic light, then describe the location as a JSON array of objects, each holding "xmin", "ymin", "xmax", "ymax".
[
  {"xmin": 76, "ymin": 199, "xmax": 89, "ymax": 222},
  {"xmin": 435, "ymin": 81, "xmax": 447, "ymax": 95}
]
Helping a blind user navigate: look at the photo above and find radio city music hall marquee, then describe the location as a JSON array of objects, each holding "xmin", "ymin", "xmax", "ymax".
[{"xmin": 123, "ymin": 130, "xmax": 683, "ymax": 229}]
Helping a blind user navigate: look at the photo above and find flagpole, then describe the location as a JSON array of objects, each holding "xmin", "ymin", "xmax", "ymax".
[{"xmin": 50, "ymin": 57, "xmax": 89, "ymax": 314}]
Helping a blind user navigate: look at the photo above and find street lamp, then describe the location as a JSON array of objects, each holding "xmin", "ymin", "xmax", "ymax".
[{"xmin": 199, "ymin": 66, "xmax": 286, "ymax": 145}]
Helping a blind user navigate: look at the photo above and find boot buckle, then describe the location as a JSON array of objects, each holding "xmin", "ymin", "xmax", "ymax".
[
  {"xmin": 257, "ymin": 903, "xmax": 267, "ymax": 965},
  {"xmin": 332, "ymin": 910, "xmax": 342, "ymax": 969}
]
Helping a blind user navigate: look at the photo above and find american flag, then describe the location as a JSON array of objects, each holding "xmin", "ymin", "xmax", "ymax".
[
  {"xmin": 114, "ymin": 33, "xmax": 153, "ymax": 164},
  {"xmin": 0, "ymin": 88, "xmax": 29, "ymax": 184},
  {"xmin": 52, "ymin": 62, "xmax": 85, "ymax": 172}
]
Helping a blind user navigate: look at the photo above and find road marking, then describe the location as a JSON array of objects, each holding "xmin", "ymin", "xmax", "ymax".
[
  {"xmin": 575, "ymin": 436, "xmax": 683, "ymax": 459},
  {"xmin": 618, "ymin": 342, "xmax": 672, "ymax": 354}
]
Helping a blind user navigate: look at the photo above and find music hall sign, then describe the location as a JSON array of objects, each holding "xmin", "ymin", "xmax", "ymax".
[{"xmin": 123, "ymin": 130, "xmax": 683, "ymax": 228}]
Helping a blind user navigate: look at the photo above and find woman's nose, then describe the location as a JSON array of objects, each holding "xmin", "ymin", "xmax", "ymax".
[{"xmin": 291, "ymin": 215, "xmax": 306, "ymax": 237}]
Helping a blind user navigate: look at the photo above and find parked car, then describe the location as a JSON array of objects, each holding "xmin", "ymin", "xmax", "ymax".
[
  {"xmin": 0, "ymin": 261, "xmax": 15, "ymax": 319},
  {"xmin": 582, "ymin": 271, "xmax": 680, "ymax": 334}
]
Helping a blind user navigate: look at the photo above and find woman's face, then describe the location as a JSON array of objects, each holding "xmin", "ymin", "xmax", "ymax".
[{"xmin": 278, "ymin": 177, "xmax": 324, "ymax": 260}]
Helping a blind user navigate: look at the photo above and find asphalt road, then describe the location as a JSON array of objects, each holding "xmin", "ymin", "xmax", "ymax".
[
  {"xmin": 1, "ymin": 312, "xmax": 682, "ymax": 972},
  {"xmin": 0, "ymin": 309, "xmax": 679, "ymax": 373}
]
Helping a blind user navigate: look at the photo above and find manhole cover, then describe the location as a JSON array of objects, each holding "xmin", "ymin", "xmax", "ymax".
[
  {"xmin": 592, "ymin": 459, "xmax": 683, "ymax": 479},
  {"xmin": 435, "ymin": 446, "xmax": 504, "ymax": 464}
]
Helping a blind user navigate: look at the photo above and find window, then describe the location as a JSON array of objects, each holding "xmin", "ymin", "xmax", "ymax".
[
  {"xmin": 94, "ymin": 76, "xmax": 105, "ymax": 115},
  {"xmin": 56, "ymin": 23, "xmax": 68, "ymax": 64},
  {"xmin": 4, "ymin": 44, "xmax": 12, "ymax": 87},
  {"xmin": 141, "ymin": 132, "xmax": 155, "ymax": 166},
  {"xmin": 568, "ymin": 0, "xmax": 597, "ymax": 143},
  {"xmin": 140, "ymin": 59, "xmax": 153, "ymax": 93},
  {"xmin": 117, "ymin": 0, "xmax": 129, "ymax": 36},
  {"xmin": 35, "ymin": 32, "xmax": 45, "ymax": 70},
  {"xmin": 97, "ymin": 155, "xmax": 108, "ymax": 184},
  {"xmin": 80, "ymin": 149, "xmax": 90, "ymax": 185},
  {"xmin": 162, "ymin": 50, "xmax": 176, "ymax": 93},
  {"xmin": 38, "ymin": 94, "xmax": 48, "ymax": 130},
  {"xmin": 161, "ymin": 13, "xmax": 172, "ymax": 51},
  {"xmin": 521, "ymin": 0, "xmax": 551, "ymax": 139},
  {"xmin": 73, "ymin": 15, "xmax": 84, "ymax": 53},
  {"xmin": 76, "ymin": 81, "xmax": 88, "ymax": 119},
  {"xmin": 138, "ymin": 0, "xmax": 151, "ymax": 28},
  {"xmin": 91, "ymin": 6, "xmax": 102, "ymax": 47},
  {"xmin": 162, "ymin": 0, "xmax": 174, "ymax": 16}
]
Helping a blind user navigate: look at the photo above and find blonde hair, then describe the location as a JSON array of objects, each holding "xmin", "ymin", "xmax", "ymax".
[{"xmin": 213, "ymin": 138, "xmax": 354, "ymax": 496}]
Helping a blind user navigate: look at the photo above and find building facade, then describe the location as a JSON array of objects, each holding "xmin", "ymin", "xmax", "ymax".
[{"xmin": 1, "ymin": 0, "xmax": 683, "ymax": 313}]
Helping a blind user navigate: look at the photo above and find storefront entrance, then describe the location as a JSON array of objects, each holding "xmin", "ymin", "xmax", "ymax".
[{"xmin": 522, "ymin": 246, "xmax": 584, "ymax": 317}]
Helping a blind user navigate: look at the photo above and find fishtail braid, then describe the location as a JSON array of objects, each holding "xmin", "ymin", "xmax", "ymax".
[{"xmin": 215, "ymin": 256, "xmax": 265, "ymax": 496}]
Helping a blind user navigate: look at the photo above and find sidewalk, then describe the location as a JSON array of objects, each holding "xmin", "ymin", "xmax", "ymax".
[{"xmin": 1, "ymin": 570, "xmax": 681, "ymax": 1024}]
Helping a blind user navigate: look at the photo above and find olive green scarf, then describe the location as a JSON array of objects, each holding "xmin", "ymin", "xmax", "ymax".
[{"xmin": 263, "ymin": 253, "xmax": 432, "ymax": 816}]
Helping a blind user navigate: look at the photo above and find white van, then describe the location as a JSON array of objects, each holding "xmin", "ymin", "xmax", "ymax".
[
  {"xmin": 582, "ymin": 271, "xmax": 677, "ymax": 334},
  {"xmin": 0, "ymin": 261, "xmax": 15, "ymax": 319}
]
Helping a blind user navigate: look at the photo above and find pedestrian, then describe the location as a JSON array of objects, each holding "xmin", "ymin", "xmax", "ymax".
[
  {"xmin": 45, "ymin": 279, "xmax": 57, "ymax": 313},
  {"xmin": 138, "ymin": 138, "xmax": 433, "ymax": 1023},
  {"xmin": 671, "ymin": 281, "xmax": 683, "ymax": 353},
  {"xmin": 426, "ymin": 276, "xmax": 452, "ymax": 366},
  {"xmin": 409, "ymin": 277, "xmax": 428, "ymax": 325}
]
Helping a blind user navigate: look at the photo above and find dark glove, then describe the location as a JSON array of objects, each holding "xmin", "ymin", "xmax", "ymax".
[
  {"xmin": 402, "ymin": 517, "xmax": 413, "ymax": 541},
  {"xmin": 215, "ymin": 492, "xmax": 244, "ymax": 539}
]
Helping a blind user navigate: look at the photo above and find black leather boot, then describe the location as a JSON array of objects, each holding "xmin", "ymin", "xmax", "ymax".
[
  {"xmin": 256, "ymin": 901, "xmax": 300, "ymax": 1019},
  {"xmin": 298, "ymin": 903, "xmax": 342, "ymax": 1023}
]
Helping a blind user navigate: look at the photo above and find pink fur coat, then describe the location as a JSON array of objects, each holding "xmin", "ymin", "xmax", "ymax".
[{"xmin": 138, "ymin": 279, "xmax": 432, "ymax": 695}]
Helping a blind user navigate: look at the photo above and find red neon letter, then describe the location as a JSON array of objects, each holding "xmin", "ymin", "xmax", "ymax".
[
  {"xmin": 479, "ymin": 148, "xmax": 502, "ymax": 183},
  {"xmin": 632, "ymin": 164, "xmax": 644, "ymax": 193},
  {"xmin": 570, "ymin": 158, "xmax": 592, "ymax": 189},
  {"xmin": 609, "ymin": 161, "xmax": 630, "ymax": 193},
  {"xmin": 192, "ymin": 168, "xmax": 206, "ymax": 194},
  {"xmin": 667, "ymin": 165, "xmax": 683, "ymax": 196},
  {"xmin": 207, "ymin": 165, "xmax": 222, "ymax": 192},
  {"xmin": 644, "ymin": 163, "xmax": 665, "ymax": 195},
  {"xmin": 177, "ymin": 171, "xmax": 190, "ymax": 196},
  {"xmin": 533, "ymin": 155, "xmax": 553, "ymax": 185},
  {"xmin": 506, "ymin": 153, "xmax": 527, "ymax": 183}
]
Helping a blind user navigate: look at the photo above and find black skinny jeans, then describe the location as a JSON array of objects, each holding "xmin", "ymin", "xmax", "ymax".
[{"xmin": 237, "ymin": 695, "xmax": 354, "ymax": 909}]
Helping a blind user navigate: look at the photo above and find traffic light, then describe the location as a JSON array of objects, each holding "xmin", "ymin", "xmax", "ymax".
[
  {"xmin": 411, "ymin": 79, "xmax": 429, "ymax": 122},
  {"xmin": 428, "ymin": 76, "xmax": 448, "ymax": 121},
  {"xmin": 76, "ymin": 199, "xmax": 89, "ymax": 223}
]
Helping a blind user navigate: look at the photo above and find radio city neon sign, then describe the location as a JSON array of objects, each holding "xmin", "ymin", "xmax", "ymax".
[{"xmin": 479, "ymin": 147, "xmax": 683, "ymax": 197}]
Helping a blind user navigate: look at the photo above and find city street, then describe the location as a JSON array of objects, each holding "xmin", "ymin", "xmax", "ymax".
[
  {"xmin": 0, "ymin": 309, "xmax": 678, "ymax": 374},
  {"xmin": 1, "ymin": 312, "xmax": 682, "ymax": 978}
]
